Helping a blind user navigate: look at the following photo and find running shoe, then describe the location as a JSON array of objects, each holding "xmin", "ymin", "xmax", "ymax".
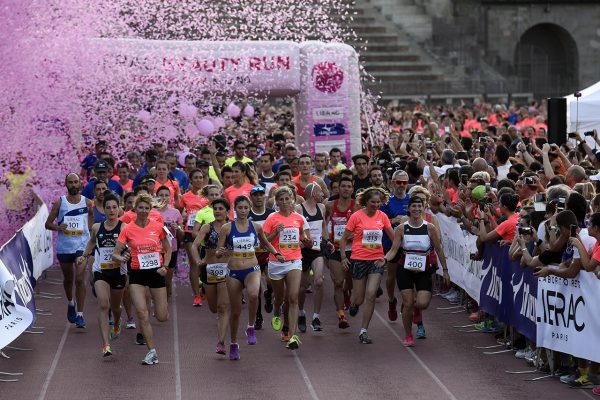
[
  {"xmin": 592, "ymin": 386, "xmax": 600, "ymax": 396},
  {"xmin": 560, "ymin": 369, "xmax": 579, "ymax": 384},
  {"xmin": 216, "ymin": 341, "xmax": 226, "ymax": 355},
  {"xmin": 349, "ymin": 304, "xmax": 359, "ymax": 317},
  {"xmin": 388, "ymin": 298, "xmax": 398, "ymax": 321},
  {"xmin": 311, "ymin": 317, "xmax": 322, "ymax": 331},
  {"xmin": 110, "ymin": 325, "xmax": 121, "ymax": 340},
  {"xmin": 416, "ymin": 324, "xmax": 426, "ymax": 339},
  {"xmin": 264, "ymin": 290, "xmax": 273, "ymax": 313},
  {"xmin": 254, "ymin": 316, "xmax": 263, "ymax": 330},
  {"xmin": 75, "ymin": 315, "xmax": 86, "ymax": 329},
  {"xmin": 376, "ymin": 286, "xmax": 383, "ymax": 298},
  {"xmin": 135, "ymin": 333, "xmax": 146, "ymax": 346},
  {"xmin": 246, "ymin": 326, "xmax": 257, "ymax": 345},
  {"xmin": 230, "ymin": 343, "xmax": 240, "ymax": 360},
  {"xmin": 281, "ymin": 327, "xmax": 291, "ymax": 342},
  {"xmin": 569, "ymin": 374, "xmax": 595, "ymax": 389},
  {"xmin": 298, "ymin": 315, "xmax": 307, "ymax": 333},
  {"xmin": 67, "ymin": 303, "xmax": 76, "ymax": 323},
  {"xmin": 126, "ymin": 317, "xmax": 136, "ymax": 329},
  {"xmin": 286, "ymin": 335, "xmax": 301, "ymax": 350},
  {"xmin": 271, "ymin": 316, "xmax": 282, "ymax": 331},
  {"xmin": 412, "ymin": 307, "xmax": 422, "ymax": 325},
  {"xmin": 102, "ymin": 344, "xmax": 112, "ymax": 357},
  {"xmin": 515, "ymin": 346, "xmax": 532, "ymax": 359},
  {"xmin": 142, "ymin": 349, "xmax": 158, "ymax": 365},
  {"xmin": 440, "ymin": 288, "xmax": 457, "ymax": 299},
  {"xmin": 403, "ymin": 335, "xmax": 415, "ymax": 347},
  {"xmin": 359, "ymin": 332, "xmax": 372, "ymax": 344},
  {"xmin": 468, "ymin": 311, "xmax": 481, "ymax": 322},
  {"xmin": 338, "ymin": 315, "xmax": 350, "ymax": 329},
  {"xmin": 193, "ymin": 294, "xmax": 202, "ymax": 307},
  {"xmin": 343, "ymin": 291, "xmax": 351, "ymax": 311}
]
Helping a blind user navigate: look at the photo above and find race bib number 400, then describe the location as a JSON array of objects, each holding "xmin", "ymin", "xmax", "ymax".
[
  {"xmin": 63, "ymin": 215, "xmax": 84, "ymax": 236},
  {"xmin": 233, "ymin": 236, "xmax": 256, "ymax": 258},
  {"xmin": 279, "ymin": 228, "xmax": 299, "ymax": 250},
  {"xmin": 207, "ymin": 263, "xmax": 229, "ymax": 283},
  {"xmin": 138, "ymin": 252, "xmax": 161, "ymax": 270},
  {"xmin": 98, "ymin": 247, "xmax": 118, "ymax": 270},
  {"xmin": 362, "ymin": 230, "xmax": 382, "ymax": 249},
  {"xmin": 404, "ymin": 253, "xmax": 426, "ymax": 272}
]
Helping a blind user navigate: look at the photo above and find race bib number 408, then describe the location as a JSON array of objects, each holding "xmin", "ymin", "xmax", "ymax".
[{"xmin": 138, "ymin": 252, "xmax": 160, "ymax": 270}]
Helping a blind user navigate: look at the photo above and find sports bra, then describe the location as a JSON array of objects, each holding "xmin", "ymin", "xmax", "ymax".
[{"xmin": 204, "ymin": 222, "xmax": 220, "ymax": 249}]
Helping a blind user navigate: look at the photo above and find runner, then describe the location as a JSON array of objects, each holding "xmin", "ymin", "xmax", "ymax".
[
  {"xmin": 258, "ymin": 153, "xmax": 276, "ymax": 196},
  {"xmin": 248, "ymin": 185, "xmax": 276, "ymax": 329},
  {"xmin": 45, "ymin": 173, "xmax": 93, "ymax": 328},
  {"xmin": 189, "ymin": 198, "xmax": 231, "ymax": 356},
  {"xmin": 179, "ymin": 169, "xmax": 210, "ymax": 306},
  {"xmin": 324, "ymin": 176, "xmax": 357, "ymax": 329},
  {"xmin": 216, "ymin": 196, "xmax": 284, "ymax": 360},
  {"xmin": 155, "ymin": 186, "xmax": 184, "ymax": 299},
  {"xmin": 113, "ymin": 193, "xmax": 171, "ymax": 365},
  {"xmin": 339, "ymin": 187, "xmax": 394, "ymax": 344},
  {"xmin": 77, "ymin": 194, "xmax": 127, "ymax": 357},
  {"xmin": 293, "ymin": 153, "xmax": 329, "ymax": 199},
  {"xmin": 262, "ymin": 186, "xmax": 312, "ymax": 350},
  {"xmin": 384, "ymin": 196, "xmax": 450, "ymax": 347},
  {"xmin": 92, "ymin": 180, "xmax": 108, "ymax": 223},
  {"xmin": 223, "ymin": 161, "xmax": 258, "ymax": 219},
  {"xmin": 192, "ymin": 185, "xmax": 222, "ymax": 235},
  {"xmin": 154, "ymin": 160, "xmax": 180, "ymax": 207},
  {"xmin": 296, "ymin": 182, "xmax": 331, "ymax": 332}
]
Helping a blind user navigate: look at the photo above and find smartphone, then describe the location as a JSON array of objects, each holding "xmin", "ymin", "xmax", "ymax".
[
  {"xmin": 479, "ymin": 201, "xmax": 486, "ymax": 212},
  {"xmin": 426, "ymin": 150, "xmax": 433, "ymax": 161},
  {"xmin": 444, "ymin": 126, "xmax": 450, "ymax": 133},
  {"xmin": 445, "ymin": 137, "xmax": 451, "ymax": 145},
  {"xmin": 557, "ymin": 196, "xmax": 566, "ymax": 210},
  {"xmin": 570, "ymin": 224, "xmax": 577, "ymax": 238},
  {"xmin": 522, "ymin": 137, "xmax": 530, "ymax": 145},
  {"xmin": 485, "ymin": 183, "xmax": 490, "ymax": 193},
  {"xmin": 533, "ymin": 193, "xmax": 546, "ymax": 203},
  {"xmin": 426, "ymin": 141, "xmax": 433, "ymax": 149},
  {"xmin": 460, "ymin": 174, "xmax": 468, "ymax": 184},
  {"xmin": 584, "ymin": 131, "xmax": 595, "ymax": 137},
  {"xmin": 478, "ymin": 137, "xmax": 487, "ymax": 143},
  {"xmin": 568, "ymin": 132, "xmax": 578, "ymax": 138},
  {"xmin": 417, "ymin": 134, "xmax": 422, "ymax": 140}
]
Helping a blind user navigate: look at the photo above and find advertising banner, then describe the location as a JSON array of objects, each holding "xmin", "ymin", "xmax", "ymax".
[{"xmin": 21, "ymin": 203, "xmax": 54, "ymax": 280}]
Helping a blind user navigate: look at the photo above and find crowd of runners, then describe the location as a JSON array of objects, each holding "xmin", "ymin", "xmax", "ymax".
[{"xmin": 43, "ymin": 101, "xmax": 600, "ymax": 395}]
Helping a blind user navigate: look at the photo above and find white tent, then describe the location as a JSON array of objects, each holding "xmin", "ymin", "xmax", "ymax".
[{"xmin": 565, "ymin": 80, "xmax": 600, "ymax": 135}]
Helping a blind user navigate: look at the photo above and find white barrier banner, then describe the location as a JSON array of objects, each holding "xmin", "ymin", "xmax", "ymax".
[
  {"xmin": 436, "ymin": 214, "xmax": 483, "ymax": 303},
  {"xmin": 536, "ymin": 269, "xmax": 600, "ymax": 363},
  {"xmin": 0, "ymin": 262, "xmax": 34, "ymax": 349},
  {"xmin": 21, "ymin": 204, "xmax": 54, "ymax": 280}
]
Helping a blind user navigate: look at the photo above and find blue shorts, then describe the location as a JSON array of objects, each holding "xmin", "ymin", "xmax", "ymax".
[{"xmin": 229, "ymin": 265, "xmax": 260, "ymax": 285}]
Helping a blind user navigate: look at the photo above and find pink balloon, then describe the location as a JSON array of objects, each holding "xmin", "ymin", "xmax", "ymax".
[
  {"xmin": 227, "ymin": 103, "xmax": 241, "ymax": 118},
  {"xmin": 179, "ymin": 103, "xmax": 197, "ymax": 119},
  {"xmin": 163, "ymin": 125, "xmax": 178, "ymax": 139},
  {"xmin": 137, "ymin": 110, "xmax": 151, "ymax": 123},
  {"xmin": 213, "ymin": 116, "xmax": 226, "ymax": 129},
  {"xmin": 197, "ymin": 118, "xmax": 215, "ymax": 137},
  {"xmin": 243, "ymin": 105, "xmax": 255, "ymax": 117},
  {"xmin": 184, "ymin": 122, "xmax": 198, "ymax": 137},
  {"xmin": 178, "ymin": 151, "xmax": 191, "ymax": 167}
]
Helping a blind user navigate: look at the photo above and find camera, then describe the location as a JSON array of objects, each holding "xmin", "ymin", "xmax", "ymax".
[
  {"xmin": 533, "ymin": 193, "xmax": 546, "ymax": 203},
  {"xmin": 568, "ymin": 132, "xmax": 578, "ymax": 138},
  {"xmin": 478, "ymin": 136, "xmax": 487, "ymax": 143},
  {"xmin": 426, "ymin": 150, "xmax": 433, "ymax": 161},
  {"xmin": 426, "ymin": 141, "xmax": 433, "ymax": 149},
  {"xmin": 557, "ymin": 196, "xmax": 566, "ymax": 210},
  {"xmin": 518, "ymin": 227, "xmax": 533, "ymax": 235},
  {"xmin": 444, "ymin": 136, "xmax": 451, "ymax": 145},
  {"xmin": 584, "ymin": 131, "xmax": 595, "ymax": 137},
  {"xmin": 524, "ymin": 176, "xmax": 535, "ymax": 185}
]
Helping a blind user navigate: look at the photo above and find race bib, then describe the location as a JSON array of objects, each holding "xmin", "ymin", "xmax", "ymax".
[
  {"xmin": 308, "ymin": 221, "xmax": 322, "ymax": 251},
  {"xmin": 186, "ymin": 212, "xmax": 197, "ymax": 230},
  {"xmin": 63, "ymin": 215, "xmax": 84, "ymax": 236},
  {"xmin": 404, "ymin": 253, "xmax": 426, "ymax": 272},
  {"xmin": 279, "ymin": 228, "xmax": 299, "ymax": 250},
  {"xmin": 233, "ymin": 236, "xmax": 256, "ymax": 258},
  {"xmin": 137, "ymin": 252, "xmax": 161, "ymax": 270},
  {"xmin": 362, "ymin": 230, "xmax": 382, "ymax": 249},
  {"xmin": 98, "ymin": 247, "xmax": 118, "ymax": 270},
  {"xmin": 207, "ymin": 263, "xmax": 229, "ymax": 283},
  {"xmin": 333, "ymin": 225, "xmax": 346, "ymax": 243}
]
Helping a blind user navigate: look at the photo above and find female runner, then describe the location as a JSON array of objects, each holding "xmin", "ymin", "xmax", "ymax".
[
  {"xmin": 113, "ymin": 194, "xmax": 171, "ymax": 365},
  {"xmin": 216, "ymin": 196, "xmax": 284, "ymax": 360},
  {"xmin": 263, "ymin": 186, "xmax": 312, "ymax": 350},
  {"xmin": 189, "ymin": 199, "xmax": 231, "ymax": 356}
]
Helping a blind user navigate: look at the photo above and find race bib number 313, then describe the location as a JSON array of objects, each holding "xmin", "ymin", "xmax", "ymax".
[
  {"xmin": 138, "ymin": 252, "xmax": 160, "ymax": 270},
  {"xmin": 362, "ymin": 230, "xmax": 382, "ymax": 249}
]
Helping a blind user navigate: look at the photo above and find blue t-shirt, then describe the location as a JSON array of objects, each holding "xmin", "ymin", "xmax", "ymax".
[
  {"xmin": 82, "ymin": 178, "xmax": 124, "ymax": 199},
  {"xmin": 132, "ymin": 164, "xmax": 151, "ymax": 189},
  {"xmin": 80, "ymin": 154, "xmax": 97, "ymax": 179},
  {"xmin": 380, "ymin": 193, "xmax": 410, "ymax": 250},
  {"xmin": 169, "ymin": 169, "xmax": 189, "ymax": 192}
]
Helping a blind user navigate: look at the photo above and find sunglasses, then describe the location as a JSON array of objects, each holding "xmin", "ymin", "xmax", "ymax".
[{"xmin": 394, "ymin": 180, "xmax": 409, "ymax": 185}]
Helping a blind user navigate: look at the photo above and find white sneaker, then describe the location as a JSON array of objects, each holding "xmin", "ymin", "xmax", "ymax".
[
  {"xmin": 126, "ymin": 317, "xmax": 136, "ymax": 329},
  {"xmin": 142, "ymin": 349, "xmax": 158, "ymax": 365},
  {"xmin": 440, "ymin": 289, "xmax": 457, "ymax": 299},
  {"xmin": 515, "ymin": 346, "xmax": 531, "ymax": 359},
  {"xmin": 446, "ymin": 292, "xmax": 460, "ymax": 303}
]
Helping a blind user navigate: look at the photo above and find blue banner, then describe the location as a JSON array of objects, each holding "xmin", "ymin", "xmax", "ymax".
[
  {"xmin": 313, "ymin": 123, "xmax": 346, "ymax": 137},
  {"xmin": 0, "ymin": 231, "xmax": 37, "ymax": 324},
  {"xmin": 479, "ymin": 243, "xmax": 537, "ymax": 341}
]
